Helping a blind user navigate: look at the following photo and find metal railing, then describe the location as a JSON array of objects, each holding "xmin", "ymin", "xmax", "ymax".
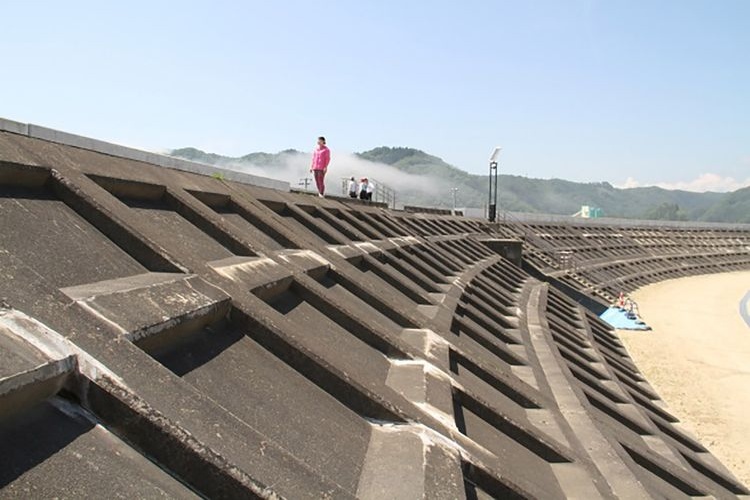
[{"xmin": 340, "ymin": 177, "xmax": 396, "ymax": 208}]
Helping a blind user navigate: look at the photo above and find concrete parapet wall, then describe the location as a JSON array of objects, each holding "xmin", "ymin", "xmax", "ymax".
[{"xmin": 0, "ymin": 117, "xmax": 290, "ymax": 192}]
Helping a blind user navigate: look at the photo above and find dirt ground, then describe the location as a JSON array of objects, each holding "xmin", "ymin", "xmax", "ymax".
[{"xmin": 617, "ymin": 270, "xmax": 750, "ymax": 487}]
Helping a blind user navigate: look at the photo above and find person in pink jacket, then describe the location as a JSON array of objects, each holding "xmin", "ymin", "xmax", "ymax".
[{"xmin": 310, "ymin": 136, "xmax": 331, "ymax": 197}]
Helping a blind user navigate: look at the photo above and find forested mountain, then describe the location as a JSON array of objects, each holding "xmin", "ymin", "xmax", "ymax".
[{"xmin": 170, "ymin": 146, "xmax": 749, "ymax": 223}]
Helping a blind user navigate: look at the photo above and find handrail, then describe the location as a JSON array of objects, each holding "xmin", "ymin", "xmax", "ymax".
[{"xmin": 339, "ymin": 177, "xmax": 397, "ymax": 209}]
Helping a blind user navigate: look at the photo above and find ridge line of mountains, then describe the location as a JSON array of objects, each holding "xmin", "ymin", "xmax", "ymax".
[{"xmin": 170, "ymin": 146, "xmax": 750, "ymax": 223}]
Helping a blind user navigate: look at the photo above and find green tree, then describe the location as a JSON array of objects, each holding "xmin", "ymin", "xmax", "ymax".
[{"xmin": 642, "ymin": 202, "xmax": 688, "ymax": 221}]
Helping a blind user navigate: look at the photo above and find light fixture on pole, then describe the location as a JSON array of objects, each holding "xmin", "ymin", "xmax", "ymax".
[{"xmin": 488, "ymin": 147, "xmax": 502, "ymax": 222}]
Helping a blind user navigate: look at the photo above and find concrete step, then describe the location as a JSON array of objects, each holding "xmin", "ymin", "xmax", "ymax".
[
  {"xmin": 60, "ymin": 272, "xmax": 231, "ymax": 350},
  {"xmin": 0, "ymin": 357, "xmax": 76, "ymax": 421},
  {"xmin": 356, "ymin": 422, "xmax": 466, "ymax": 500},
  {"xmin": 0, "ymin": 314, "xmax": 77, "ymax": 421}
]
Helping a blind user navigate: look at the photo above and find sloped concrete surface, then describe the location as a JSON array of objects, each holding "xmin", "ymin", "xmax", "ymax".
[
  {"xmin": 0, "ymin": 398, "xmax": 199, "ymax": 499},
  {"xmin": 1, "ymin": 128, "xmax": 749, "ymax": 498}
]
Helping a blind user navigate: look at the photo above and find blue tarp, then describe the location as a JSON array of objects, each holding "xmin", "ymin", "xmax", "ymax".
[{"xmin": 599, "ymin": 307, "xmax": 651, "ymax": 331}]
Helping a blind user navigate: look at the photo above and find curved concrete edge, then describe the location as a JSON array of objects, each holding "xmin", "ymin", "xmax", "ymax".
[
  {"xmin": 524, "ymin": 282, "xmax": 649, "ymax": 499},
  {"xmin": 0, "ymin": 117, "xmax": 290, "ymax": 192}
]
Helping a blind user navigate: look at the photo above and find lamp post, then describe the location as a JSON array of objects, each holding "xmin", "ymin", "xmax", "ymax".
[
  {"xmin": 451, "ymin": 187, "xmax": 458, "ymax": 215},
  {"xmin": 488, "ymin": 147, "xmax": 502, "ymax": 222}
]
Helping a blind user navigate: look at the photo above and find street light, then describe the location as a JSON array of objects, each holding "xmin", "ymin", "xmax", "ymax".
[
  {"xmin": 451, "ymin": 187, "xmax": 459, "ymax": 215},
  {"xmin": 488, "ymin": 147, "xmax": 502, "ymax": 222}
]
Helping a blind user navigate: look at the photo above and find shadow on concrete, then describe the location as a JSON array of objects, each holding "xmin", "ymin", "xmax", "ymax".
[
  {"xmin": 0, "ymin": 399, "xmax": 93, "ymax": 488},
  {"xmin": 150, "ymin": 321, "xmax": 245, "ymax": 377},
  {"xmin": 0, "ymin": 185, "xmax": 55, "ymax": 201}
]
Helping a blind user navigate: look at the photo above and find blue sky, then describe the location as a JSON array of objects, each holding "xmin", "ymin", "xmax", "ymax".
[{"xmin": 3, "ymin": 1, "xmax": 749, "ymax": 191}]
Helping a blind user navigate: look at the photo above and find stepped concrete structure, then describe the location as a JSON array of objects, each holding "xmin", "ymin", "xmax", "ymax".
[
  {"xmin": 1, "ymin": 120, "xmax": 750, "ymax": 499},
  {"xmin": 501, "ymin": 216, "xmax": 750, "ymax": 307}
]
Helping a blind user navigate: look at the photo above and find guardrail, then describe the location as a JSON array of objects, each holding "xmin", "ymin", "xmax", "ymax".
[{"xmin": 339, "ymin": 177, "xmax": 396, "ymax": 208}]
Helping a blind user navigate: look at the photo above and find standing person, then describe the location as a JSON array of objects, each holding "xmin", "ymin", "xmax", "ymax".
[
  {"xmin": 359, "ymin": 178, "xmax": 372, "ymax": 201},
  {"xmin": 347, "ymin": 176, "xmax": 358, "ymax": 198},
  {"xmin": 310, "ymin": 136, "xmax": 330, "ymax": 197}
]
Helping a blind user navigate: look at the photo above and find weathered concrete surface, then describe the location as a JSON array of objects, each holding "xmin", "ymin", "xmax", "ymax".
[
  {"xmin": 0, "ymin": 398, "xmax": 199, "ymax": 499},
  {"xmin": 0, "ymin": 182, "xmax": 148, "ymax": 288},
  {"xmin": 0, "ymin": 328, "xmax": 49, "ymax": 379},
  {"xmin": 1, "ymin": 127, "xmax": 749, "ymax": 498},
  {"xmin": 479, "ymin": 238, "xmax": 524, "ymax": 266}
]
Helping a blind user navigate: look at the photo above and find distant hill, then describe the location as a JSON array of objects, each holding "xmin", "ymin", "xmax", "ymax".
[
  {"xmin": 698, "ymin": 186, "xmax": 750, "ymax": 223},
  {"xmin": 172, "ymin": 147, "xmax": 302, "ymax": 166},
  {"xmin": 170, "ymin": 146, "xmax": 748, "ymax": 223}
]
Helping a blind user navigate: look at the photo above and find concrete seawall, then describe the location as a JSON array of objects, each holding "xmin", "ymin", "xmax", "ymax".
[{"xmin": 1, "ymin": 123, "xmax": 749, "ymax": 498}]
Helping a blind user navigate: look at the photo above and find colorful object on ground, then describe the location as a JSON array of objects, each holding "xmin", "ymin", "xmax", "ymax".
[{"xmin": 600, "ymin": 307, "xmax": 651, "ymax": 331}]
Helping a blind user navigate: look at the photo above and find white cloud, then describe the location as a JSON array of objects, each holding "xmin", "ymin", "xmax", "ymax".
[
  {"xmin": 620, "ymin": 176, "xmax": 642, "ymax": 189},
  {"xmin": 617, "ymin": 173, "xmax": 750, "ymax": 193}
]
